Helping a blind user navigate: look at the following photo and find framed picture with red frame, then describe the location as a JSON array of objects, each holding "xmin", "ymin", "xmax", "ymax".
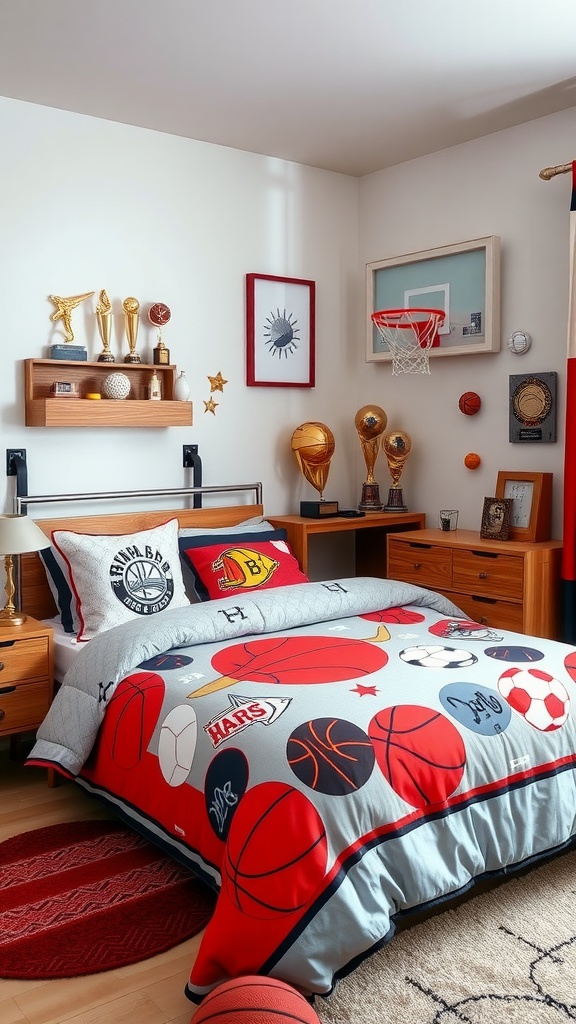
[{"xmin": 246, "ymin": 273, "xmax": 315, "ymax": 387}]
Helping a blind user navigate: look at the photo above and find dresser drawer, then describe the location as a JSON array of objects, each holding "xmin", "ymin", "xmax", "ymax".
[
  {"xmin": 0, "ymin": 679, "xmax": 50, "ymax": 734},
  {"xmin": 452, "ymin": 549, "xmax": 523, "ymax": 601},
  {"xmin": 388, "ymin": 539, "xmax": 452, "ymax": 590},
  {"xmin": 0, "ymin": 635, "xmax": 50, "ymax": 684},
  {"xmin": 445, "ymin": 591, "xmax": 524, "ymax": 632}
]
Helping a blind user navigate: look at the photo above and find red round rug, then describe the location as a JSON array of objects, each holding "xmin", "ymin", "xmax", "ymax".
[{"xmin": 0, "ymin": 819, "xmax": 216, "ymax": 979}]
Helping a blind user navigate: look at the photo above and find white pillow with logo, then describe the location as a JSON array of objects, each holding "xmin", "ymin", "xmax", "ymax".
[{"xmin": 52, "ymin": 518, "xmax": 189, "ymax": 641}]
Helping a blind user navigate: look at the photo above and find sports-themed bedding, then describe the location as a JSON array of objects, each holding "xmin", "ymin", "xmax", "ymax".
[{"xmin": 27, "ymin": 576, "xmax": 576, "ymax": 1002}]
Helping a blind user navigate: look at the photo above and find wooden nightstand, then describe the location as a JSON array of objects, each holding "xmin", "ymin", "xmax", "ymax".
[
  {"xmin": 0, "ymin": 616, "xmax": 54, "ymax": 765},
  {"xmin": 387, "ymin": 529, "xmax": 562, "ymax": 639}
]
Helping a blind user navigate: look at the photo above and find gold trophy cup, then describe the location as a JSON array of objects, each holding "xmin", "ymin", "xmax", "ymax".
[
  {"xmin": 95, "ymin": 289, "xmax": 115, "ymax": 362},
  {"xmin": 355, "ymin": 405, "xmax": 387, "ymax": 510},
  {"xmin": 123, "ymin": 296, "xmax": 141, "ymax": 363},
  {"xmin": 382, "ymin": 430, "xmax": 412, "ymax": 511},
  {"xmin": 291, "ymin": 422, "xmax": 338, "ymax": 517}
]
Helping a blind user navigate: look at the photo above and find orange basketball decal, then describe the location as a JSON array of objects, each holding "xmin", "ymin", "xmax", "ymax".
[
  {"xmin": 189, "ymin": 636, "xmax": 387, "ymax": 698},
  {"xmin": 287, "ymin": 718, "xmax": 375, "ymax": 795},
  {"xmin": 104, "ymin": 672, "xmax": 165, "ymax": 769},
  {"xmin": 361, "ymin": 607, "xmax": 425, "ymax": 625},
  {"xmin": 369, "ymin": 705, "xmax": 466, "ymax": 808},
  {"xmin": 224, "ymin": 781, "xmax": 327, "ymax": 919}
]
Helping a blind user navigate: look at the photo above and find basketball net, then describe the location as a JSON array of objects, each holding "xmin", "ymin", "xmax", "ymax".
[{"xmin": 371, "ymin": 308, "xmax": 446, "ymax": 375}]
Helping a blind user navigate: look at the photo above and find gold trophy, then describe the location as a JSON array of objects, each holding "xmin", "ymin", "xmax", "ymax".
[
  {"xmin": 123, "ymin": 296, "xmax": 141, "ymax": 363},
  {"xmin": 291, "ymin": 422, "xmax": 338, "ymax": 517},
  {"xmin": 382, "ymin": 430, "xmax": 412, "ymax": 511},
  {"xmin": 95, "ymin": 289, "xmax": 115, "ymax": 362},
  {"xmin": 48, "ymin": 291, "xmax": 94, "ymax": 360},
  {"xmin": 355, "ymin": 405, "xmax": 387, "ymax": 511}
]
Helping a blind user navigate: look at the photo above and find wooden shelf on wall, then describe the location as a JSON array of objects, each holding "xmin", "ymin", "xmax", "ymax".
[{"xmin": 24, "ymin": 359, "xmax": 193, "ymax": 427}]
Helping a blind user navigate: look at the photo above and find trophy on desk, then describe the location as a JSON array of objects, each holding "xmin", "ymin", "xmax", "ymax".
[
  {"xmin": 382, "ymin": 430, "xmax": 412, "ymax": 511},
  {"xmin": 123, "ymin": 296, "xmax": 141, "ymax": 363},
  {"xmin": 291, "ymin": 421, "xmax": 338, "ymax": 518},
  {"xmin": 355, "ymin": 404, "xmax": 387, "ymax": 511},
  {"xmin": 95, "ymin": 289, "xmax": 115, "ymax": 362}
]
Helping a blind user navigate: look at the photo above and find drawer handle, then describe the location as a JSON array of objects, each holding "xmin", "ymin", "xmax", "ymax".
[
  {"xmin": 0, "ymin": 709, "xmax": 4, "ymax": 721},
  {"xmin": 0, "ymin": 685, "xmax": 16, "ymax": 695},
  {"xmin": 0, "ymin": 661, "xmax": 3, "ymax": 671},
  {"xmin": 479, "ymin": 616, "xmax": 488, "ymax": 625},
  {"xmin": 478, "ymin": 572, "xmax": 489, "ymax": 580},
  {"xmin": 412, "ymin": 562, "xmax": 422, "ymax": 570}
]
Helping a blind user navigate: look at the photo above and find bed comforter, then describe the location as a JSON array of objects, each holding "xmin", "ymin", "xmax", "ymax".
[{"xmin": 27, "ymin": 577, "xmax": 576, "ymax": 1001}]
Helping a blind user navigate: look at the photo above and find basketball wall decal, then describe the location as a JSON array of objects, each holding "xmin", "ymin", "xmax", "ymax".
[
  {"xmin": 464, "ymin": 452, "xmax": 481, "ymax": 470},
  {"xmin": 368, "ymin": 704, "xmax": 466, "ymax": 808},
  {"xmin": 224, "ymin": 781, "xmax": 327, "ymax": 919},
  {"xmin": 191, "ymin": 975, "xmax": 321, "ymax": 1024},
  {"xmin": 287, "ymin": 718, "xmax": 375, "ymax": 795},
  {"xmin": 458, "ymin": 391, "xmax": 481, "ymax": 415}
]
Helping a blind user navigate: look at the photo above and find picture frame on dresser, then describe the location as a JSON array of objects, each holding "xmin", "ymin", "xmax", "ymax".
[
  {"xmin": 366, "ymin": 235, "xmax": 500, "ymax": 363},
  {"xmin": 480, "ymin": 496, "xmax": 513, "ymax": 541},
  {"xmin": 495, "ymin": 470, "xmax": 553, "ymax": 542},
  {"xmin": 246, "ymin": 273, "xmax": 316, "ymax": 388}
]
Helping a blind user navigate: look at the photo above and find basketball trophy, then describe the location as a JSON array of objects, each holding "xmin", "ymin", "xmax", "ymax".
[
  {"xmin": 382, "ymin": 430, "xmax": 412, "ymax": 511},
  {"xmin": 95, "ymin": 289, "xmax": 115, "ymax": 362},
  {"xmin": 123, "ymin": 296, "xmax": 141, "ymax": 363},
  {"xmin": 355, "ymin": 404, "xmax": 387, "ymax": 510},
  {"xmin": 291, "ymin": 422, "xmax": 338, "ymax": 518}
]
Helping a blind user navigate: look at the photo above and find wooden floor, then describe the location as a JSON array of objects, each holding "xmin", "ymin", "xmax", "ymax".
[{"xmin": 0, "ymin": 742, "xmax": 202, "ymax": 1024}]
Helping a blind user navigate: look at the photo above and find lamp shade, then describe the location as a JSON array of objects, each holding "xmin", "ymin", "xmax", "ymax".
[{"xmin": 0, "ymin": 514, "xmax": 50, "ymax": 555}]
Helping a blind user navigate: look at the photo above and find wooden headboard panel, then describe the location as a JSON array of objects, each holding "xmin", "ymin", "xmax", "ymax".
[{"xmin": 19, "ymin": 487, "xmax": 264, "ymax": 620}]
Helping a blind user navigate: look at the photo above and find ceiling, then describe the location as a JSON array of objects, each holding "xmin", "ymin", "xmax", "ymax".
[{"xmin": 1, "ymin": 0, "xmax": 576, "ymax": 177}]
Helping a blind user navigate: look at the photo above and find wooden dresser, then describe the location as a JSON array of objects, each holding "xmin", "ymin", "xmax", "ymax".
[{"xmin": 387, "ymin": 528, "xmax": 562, "ymax": 639}]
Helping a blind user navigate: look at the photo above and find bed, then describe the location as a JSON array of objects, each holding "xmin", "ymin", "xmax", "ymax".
[{"xmin": 20, "ymin": 485, "xmax": 576, "ymax": 1004}]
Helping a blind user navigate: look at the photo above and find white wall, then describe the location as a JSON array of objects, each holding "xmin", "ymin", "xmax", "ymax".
[
  {"xmin": 2, "ymin": 96, "xmax": 576, "ymax": 548},
  {"xmin": 357, "ymin": 107, "xmax": 576, "ymax": 539},
  {"xmin": 0, "ymin": 97, "xmax": 359, "ymax": 518}
]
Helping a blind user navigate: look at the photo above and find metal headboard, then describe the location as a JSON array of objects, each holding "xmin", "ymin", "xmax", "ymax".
[{"xmin": 13, "ymin": 482, "xmax": 263, "ymax": 515}]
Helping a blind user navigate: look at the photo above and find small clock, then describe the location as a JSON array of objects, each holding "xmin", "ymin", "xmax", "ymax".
[
  {"xmin": 148, "ymin": 302, "xmax": 171, "ymax": 327},
  {"xmin": 507, "ymin": 330, "xmax": 531, "ymax": 355}
]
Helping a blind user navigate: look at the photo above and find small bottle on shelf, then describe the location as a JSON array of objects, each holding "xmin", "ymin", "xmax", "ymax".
[{"xmin": 148, "ymin": 370, "xmax": 162, "ymax": 400}]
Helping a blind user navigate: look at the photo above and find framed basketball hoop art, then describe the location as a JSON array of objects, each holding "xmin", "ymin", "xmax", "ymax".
[
  {"xmin": 366, "ymin": 236, "xmax": 500, "ymax": 370},
  {"xmin": 246, "ymin": 273, "xmax": 315, "ymax": 388}
]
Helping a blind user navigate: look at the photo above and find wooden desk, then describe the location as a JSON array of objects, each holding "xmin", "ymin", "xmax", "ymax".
[{"xmin": 268, "ymin": 511, "xmax": 426, "ymax": 577}]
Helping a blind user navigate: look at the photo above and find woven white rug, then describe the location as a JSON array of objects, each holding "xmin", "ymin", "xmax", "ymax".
[{"xmin": 317, "ymin": 851, "xmax": 576, "ymax": 1024}]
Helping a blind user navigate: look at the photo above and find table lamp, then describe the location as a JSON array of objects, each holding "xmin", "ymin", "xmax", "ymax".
[{"xmin": 0, "ymin": 514, "xmax": 50, "ymax": 627}]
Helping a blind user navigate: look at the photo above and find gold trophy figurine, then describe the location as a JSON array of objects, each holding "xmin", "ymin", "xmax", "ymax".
[
  {"xmin": 95, "ymin": 289, "xmax": 115, "ymax": 362},
  {"xmin": 123, "ymin": 296, "xmax": 141, "ymax": 363},
  {"xmin": 382, "ymin": 430, "xmax": 412, "ymax": 511},
  {"xmin": 355, "ymin": 405, "xmax": 387, "ymax": 511},
  {"xmin": 291, "ymin": 422, "xmax": 338, "ymax": 517}
]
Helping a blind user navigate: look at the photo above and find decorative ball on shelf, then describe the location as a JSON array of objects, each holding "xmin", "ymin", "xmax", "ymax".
[
  {"xmin": 458, "ymin": 391, "xmax": 481, "ymax": 416},
  {"xmin": 464, "ymin": 452, "xmax": 481, "ymax": 470},
  {"xmin": 102, "ymin": 372, "xmax": 131, "ymax": 400}
]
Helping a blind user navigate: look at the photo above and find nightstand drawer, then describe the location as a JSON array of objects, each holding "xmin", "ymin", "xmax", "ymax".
[
  {"xmin": 0, "ymin": 635, "xmax": 50, "ymax": 684},
  {"xmin": 445, "ymin": 591, "xmax": 524, "ymax": 632},
  {"xmin": 452, "ymin": 549, "xmax": 523, "ymax": 601},
  {"xmin": 0, "ymin": 679, "xmax": 50, "ymax": 734},
  {"xmin": 388, "ymin": 539, "xmax": 452, "ymax": 590}
]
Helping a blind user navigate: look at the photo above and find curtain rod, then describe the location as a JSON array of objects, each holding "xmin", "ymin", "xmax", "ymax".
[{"xmin": 539, "ymin": 162, "xmax": 573, "ymax": 180}]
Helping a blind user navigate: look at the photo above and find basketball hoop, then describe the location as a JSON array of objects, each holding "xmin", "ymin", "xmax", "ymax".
[{"xmin": 371, "ymin": 308, "xmax": 446, "ymax": 375}]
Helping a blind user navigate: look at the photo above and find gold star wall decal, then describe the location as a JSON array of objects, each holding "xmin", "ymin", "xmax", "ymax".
[
  {"xmin": 204, "ymin": 397, "xmax": 219, "ymax": 415},
  {"xmin": 208, "ymin": 371, "xmax": 228, "ymax": 393}
]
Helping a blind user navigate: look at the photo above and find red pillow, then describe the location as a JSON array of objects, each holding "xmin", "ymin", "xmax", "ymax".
[{"xmin": 181, "ymin": 539, "xmax": 309, "ymax": 599}]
